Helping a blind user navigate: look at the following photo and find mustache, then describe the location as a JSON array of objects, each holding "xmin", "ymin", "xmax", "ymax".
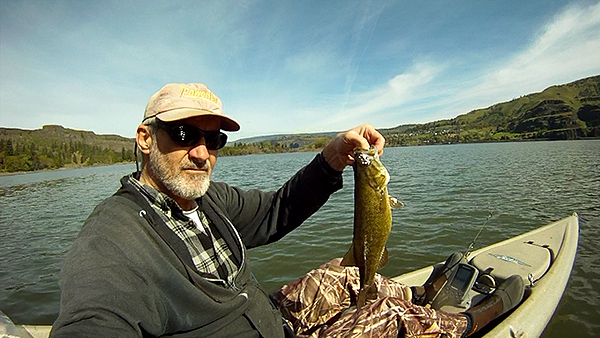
[{"xmin": 181, "ymin": 159, "xmax": 211, "ymax": 171}]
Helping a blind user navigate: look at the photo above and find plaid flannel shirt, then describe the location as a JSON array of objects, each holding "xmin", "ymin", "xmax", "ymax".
[{"xmin": 129, "ymin": 175, "xmax": 239, "ymax": 287}]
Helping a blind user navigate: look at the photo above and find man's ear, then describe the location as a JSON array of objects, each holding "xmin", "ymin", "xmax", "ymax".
[{"xmin": 136, "ymin": 124, "xmax": 152, "ymax": 155}]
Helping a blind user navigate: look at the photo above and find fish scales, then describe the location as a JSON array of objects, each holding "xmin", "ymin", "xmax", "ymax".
[{"xmin": 341, "ymin": 146, "xmax": 397, "ymax": 309}]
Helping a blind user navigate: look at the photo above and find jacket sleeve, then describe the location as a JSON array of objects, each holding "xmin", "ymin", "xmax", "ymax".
[
  {"xmin": 50, "ymin": 202, "xmax": 166, "ymax": 337},
  {"xmin": 208, "ymin": 153, "xmax": 343, "ymax": 248}
]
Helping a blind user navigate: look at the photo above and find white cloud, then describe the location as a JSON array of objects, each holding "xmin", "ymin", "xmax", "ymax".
[
  {"xmin": 305, "ymin": 2, "xmax": 600, "ymax": 132},
  {"xmin": 3, "ymin": 0, "xmax": 600, "ymax": 141},
  {"xmin": 284, "ymin": 50, "xmax": 336, "ymax": 76},
  {"xmin": 457, "ymin": 2, "xmax": 600, "ymax": 111},
  {"xmin": 314, "ymin": 62, "xmax": 442, "ymax": 130}
]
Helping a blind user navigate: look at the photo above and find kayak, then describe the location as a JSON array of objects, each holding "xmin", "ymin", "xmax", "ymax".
[
  {"xmin": 392, "ymin": 213, "xmax": 579, "ymax": 337},
  {"xmin": 0, "ymin": 311, "xmax": 48, "ymax": 337},
  {"xmin": 6, "ymin": 213, "xmax": 579, "ymax": 337}
]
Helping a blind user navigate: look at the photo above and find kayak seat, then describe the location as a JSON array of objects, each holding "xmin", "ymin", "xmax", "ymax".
[{"xmin": 469, "ymin": 240, "xmax": 554, "ymax": 283}]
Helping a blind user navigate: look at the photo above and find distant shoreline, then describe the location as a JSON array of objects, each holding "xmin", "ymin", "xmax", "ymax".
[
  {"xmin": 2, "ymin": 137, "xmax": 599, "ymax": 176},
  {"xmin": 0, "ymin": 161, "xmax": 135, "ymax": 177}
]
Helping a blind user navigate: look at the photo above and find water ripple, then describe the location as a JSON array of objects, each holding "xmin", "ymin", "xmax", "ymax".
[{"xmin": 0, "ymin": 142, "xmax": 598, "ymax": 336}]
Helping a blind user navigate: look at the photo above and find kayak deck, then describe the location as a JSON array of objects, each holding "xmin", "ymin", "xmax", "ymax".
[
  {"xmin": 392, "ymin": 213, "xmax": 579, "ymax": 337},
  {"xmin": 11, "ymin": 214, "xmax": 579, "ymax": 338}
]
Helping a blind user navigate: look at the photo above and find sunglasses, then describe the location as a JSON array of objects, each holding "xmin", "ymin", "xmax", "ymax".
[{"xmin": 154, "ymin": 119, "xmax": 228, "ymax": 150}]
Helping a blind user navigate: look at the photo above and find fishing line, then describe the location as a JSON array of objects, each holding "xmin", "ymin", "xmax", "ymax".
[
  {"xmin": 464, "ymin": 211, "xmax": 494, "ymax": 259},
  {"xmin": 413, "ymin": 211, "xmax": 495, "ymax": 306}
]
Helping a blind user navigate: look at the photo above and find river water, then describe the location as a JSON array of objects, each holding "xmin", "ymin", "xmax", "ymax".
[{"xmin": 1, "ymin": 140, "xmax": 598, "ymax": 336}]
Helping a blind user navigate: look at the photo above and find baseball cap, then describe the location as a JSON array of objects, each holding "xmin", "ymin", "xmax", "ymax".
[{"xmin": 143, "ymin": 83, "xmax": 240, "ymax": 131}]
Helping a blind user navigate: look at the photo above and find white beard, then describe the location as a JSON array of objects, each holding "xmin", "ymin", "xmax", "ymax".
[{"xmin": 148, "ymin": 144, "xmax": 212, "ymax": 200}]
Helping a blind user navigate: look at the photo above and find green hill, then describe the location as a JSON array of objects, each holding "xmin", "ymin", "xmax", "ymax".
[
  {"xmin": 1, "ymin": 75, "xmax": 599, "ymax": 173},
  {"xmin": 0, "ymin": 125, "xmax": 135, "ymax": 172},
  {"xmin": 382, "ymin": 75, "xmax": 600, "ymax": 145},
  {"xmin": 231, "ymin": 75, "xmax": 599, "ymax": 148}
]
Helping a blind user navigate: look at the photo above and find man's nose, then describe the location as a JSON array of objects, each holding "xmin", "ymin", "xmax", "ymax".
[{"xmin": 188, "ymin": 139, "xmax": 210, "ymax": 161}]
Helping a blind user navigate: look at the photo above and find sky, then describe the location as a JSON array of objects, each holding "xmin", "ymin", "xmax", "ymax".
[{"xmin": 1, "ymin": 0, "xmax": 599, "ymax": 141}]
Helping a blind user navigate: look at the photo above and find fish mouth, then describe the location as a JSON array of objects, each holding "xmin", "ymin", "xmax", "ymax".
[
  {"xmin": 354, "ymin": 146, "xmax": 378, "ymax": 166},
  {"xmin": 355, "ymin": 152, "xmax": 372, "ymax": 166}
]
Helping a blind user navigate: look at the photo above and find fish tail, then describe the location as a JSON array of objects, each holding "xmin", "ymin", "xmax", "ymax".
[{"xmin": 356, "ymin": 284, "xmax": 377, "ymax": 310}]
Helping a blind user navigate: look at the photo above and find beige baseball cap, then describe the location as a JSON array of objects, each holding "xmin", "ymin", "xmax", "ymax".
[{"xmin": 143, "ymin": 83, "xmax": 240, "ymax": 131}]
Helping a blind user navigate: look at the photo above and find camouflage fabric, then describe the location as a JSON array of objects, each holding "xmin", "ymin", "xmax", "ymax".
[{"xmin": 270, "ymin": 259, "xmax": 469, "ymax": 337}]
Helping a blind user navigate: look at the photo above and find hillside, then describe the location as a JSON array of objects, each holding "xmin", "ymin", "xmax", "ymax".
[
  {"xmin": 1, "ymin": 75, "xmax": 599, "ymax": 173},
  {"xmin": 0, "ymin": 125, "xmax": 135, "ymax": 172},
  {"xmin": 381, "ymin": 75, "xmax": 600, "ymax": 145},
  {"xmin": 230, "ymin": 75, "xmax": 599, "ymax": 148}
]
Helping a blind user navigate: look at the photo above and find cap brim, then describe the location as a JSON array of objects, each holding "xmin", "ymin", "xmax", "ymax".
[{"xmin": 156, "ymin": 109, "xmax": 240, "ymax": 131}]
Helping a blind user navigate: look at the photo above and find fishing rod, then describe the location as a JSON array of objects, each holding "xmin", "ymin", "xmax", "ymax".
[
  {"xmin": 428, "ymin": 211, "xmax": 496, "ymax": 308},
  {"xmin": 464, "ymin": 211, "xmax": 493, "ymax": 259}
]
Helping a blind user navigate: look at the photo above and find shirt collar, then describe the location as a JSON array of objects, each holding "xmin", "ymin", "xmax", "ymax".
[{"xmin": 127, "ymin": 174, "xmax": 190, "ymax": 220}]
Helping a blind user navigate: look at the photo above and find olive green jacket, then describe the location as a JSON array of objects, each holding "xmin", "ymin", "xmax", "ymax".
[{"xmin": 51, "ymin": 154, "xmax": 342, "ymax": 337}]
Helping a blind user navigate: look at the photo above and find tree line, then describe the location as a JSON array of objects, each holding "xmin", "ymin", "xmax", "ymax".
[
  {"xmin": 0, "ymin": 136, "xmax": 322, "ymax": 173},
  {"xmin": 0, "ymin": 128, "xmax": 335, "ymax": 173},
  {"xmin": 0, "ymin": 138, "xmax": 135, "ymax": 173},
  {"xmin": 220, "ymin": 137, "xmax": 332, "ymax": 156}
]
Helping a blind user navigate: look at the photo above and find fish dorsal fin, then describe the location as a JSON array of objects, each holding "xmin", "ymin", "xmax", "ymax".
[
  {"xmin": 388, "ymin": 196, "xmax": 404, "ymax": 209},
  {"xmin": 341, "ymin": 243, "xmax": 358, "ymax": 266},
  {"xmin": 378, "ymin": 247, "xmax": 389, "ymax": 270}
]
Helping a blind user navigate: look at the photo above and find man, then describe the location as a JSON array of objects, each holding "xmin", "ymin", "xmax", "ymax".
[{"xmin": 51, "ymin": 83, "xmax": 524, "ymax": 337}]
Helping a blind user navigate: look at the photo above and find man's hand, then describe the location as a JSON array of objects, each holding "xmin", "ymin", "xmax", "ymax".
[{"xmin": 321, "ymin": 124, "xmax": 385, "ymax": 171}]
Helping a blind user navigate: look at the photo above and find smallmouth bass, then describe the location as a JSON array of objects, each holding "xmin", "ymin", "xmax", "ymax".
[{"xmin": 341, "ymin": 146, "xmax": 402, "ymax": 309}]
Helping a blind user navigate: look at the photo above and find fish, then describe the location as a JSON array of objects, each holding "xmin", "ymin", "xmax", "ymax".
[{"xmin": 341, "ymin": 146, "xmax": 402, "ymax": 309}]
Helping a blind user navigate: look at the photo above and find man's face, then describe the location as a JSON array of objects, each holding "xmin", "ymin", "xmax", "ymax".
[{"xmin": 146, "ymin": 116, "xmax": 221, "ymax": 203}]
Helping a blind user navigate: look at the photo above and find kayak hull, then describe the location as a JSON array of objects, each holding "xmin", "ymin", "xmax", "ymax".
[
  {"xmin": 392, "ymin": 213, "xmax": 579, "ymax": 337},
  {"xmin": 11, "ymin": 214, "xmax": 579, "ymax": 337}
]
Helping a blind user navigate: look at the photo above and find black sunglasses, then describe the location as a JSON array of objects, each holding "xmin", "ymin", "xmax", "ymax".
[{"xmin": 154, "ymin": 119, "xmax": 228, "ymax": 150}]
